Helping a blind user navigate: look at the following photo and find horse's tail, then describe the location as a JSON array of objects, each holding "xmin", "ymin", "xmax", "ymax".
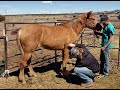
[{"xmin": 17, "ymin": 29, "xmax": 24, "ymax": 56}]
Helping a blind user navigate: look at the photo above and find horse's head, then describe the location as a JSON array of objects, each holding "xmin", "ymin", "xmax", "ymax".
[
  {"xmin": 85, "ymin": 11, "xmax": 98, "ymax": 30},
  {"xmin": 85, "ymin": 11, "xmax": 103, "ymax": 38}
]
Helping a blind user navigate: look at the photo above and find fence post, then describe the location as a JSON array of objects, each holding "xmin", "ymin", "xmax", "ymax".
[
  {"xmin": 0, "ymin": 36, "xmax": 6, "ymax": 75},
  {"xmin": 13, "ymin": 24, "xmax": 15, "ymax": 30},
  {"xmin": 94, "ymin": 34, "xmax": 95, "ymax": 48},
  {"xmin": 118, "ymin": 32, "xmax": 120, "ymax": 68},
  {"xmin": 1, "ymin": 22, "xmax": 10, "ymax": 77},
  {"xmin": 54, "ymin": 22, "xmax": 57, "ymax": 63},
  {"xmin": 4, "ymin": 23, "xmax": 8, "ymax": 71},
  {"xmin": 80, "ymin": 33, "xmax": 83, "ymax": 44}
]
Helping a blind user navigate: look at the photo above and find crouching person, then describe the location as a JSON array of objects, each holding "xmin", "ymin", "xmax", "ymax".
[{"xmin": 68, "ymin": 43, "xmax": 100, "ymax": 87}]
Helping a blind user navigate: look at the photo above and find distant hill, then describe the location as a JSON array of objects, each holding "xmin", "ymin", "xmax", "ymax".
[
  {"xmin": 105, "ymin": 10, "xmax": 120, "ymax": 14},
  {"xmin": 113, "ymin": 9, "xmax": 120, "ymax": 13},
  {"xmin": 96, "ymin": 9, "xmax": 120, "ymax": 14}
]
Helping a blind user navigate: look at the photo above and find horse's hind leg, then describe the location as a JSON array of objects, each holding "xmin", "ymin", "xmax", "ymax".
[
  {"xmin": 27, "ymin": 56, "xmax": 37, "ymax": 77},
  {"xmin": 19, "ymin": 52, "xmax": 32, "ymax": 84}
]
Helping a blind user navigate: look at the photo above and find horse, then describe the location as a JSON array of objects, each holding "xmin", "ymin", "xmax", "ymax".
[{"xmin": 17, "ymin": 11, "xmax": 98, "ymax": 84}]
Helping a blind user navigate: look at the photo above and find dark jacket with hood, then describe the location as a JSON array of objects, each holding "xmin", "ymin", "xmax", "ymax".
[{"xmin": 75, "ymin": 44, "xmax": 100, "ymax": 73}]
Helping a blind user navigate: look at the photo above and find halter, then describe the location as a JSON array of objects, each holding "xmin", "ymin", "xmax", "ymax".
[{"xmin": 77, "ymin": 17, "xmax": 87, "ymax": 28}]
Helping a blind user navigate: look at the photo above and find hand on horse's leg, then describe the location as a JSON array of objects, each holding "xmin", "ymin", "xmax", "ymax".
[
  {"xmin": 61, "ymin": 48, "xmax": 71, "ymax": 76},
  {"xmin": 61, "ymin": 61, "xmax": 71, "ymax": 76},
  {"xmin": 62, "ymin": 68, "xmax": 71, "ymax": 76}
]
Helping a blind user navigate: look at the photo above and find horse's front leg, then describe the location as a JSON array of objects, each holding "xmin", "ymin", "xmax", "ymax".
[{"xmin": 61, "ymin": 48, "xmax": 70, "ymax": 76}]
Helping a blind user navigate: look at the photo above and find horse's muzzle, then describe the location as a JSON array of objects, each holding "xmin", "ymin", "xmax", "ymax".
[{"xmin": 94, "ymin": 23, "xmax": 103, "ymax": 31}]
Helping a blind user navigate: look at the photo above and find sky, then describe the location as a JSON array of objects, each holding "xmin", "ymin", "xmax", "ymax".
[{"xmin": 0, "ymin": 1, "xmax": 120, "ymax": 15}]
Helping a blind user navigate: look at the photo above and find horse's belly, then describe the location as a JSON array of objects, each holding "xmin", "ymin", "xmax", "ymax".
[
  {"xmin": 42, "ymin": 43, "xmax": 64, "ymax": 50},
  {"xmin": 41, "ymin": 30, "xmax": 77, "ymax": 50},
  {"xmin": 40, "ymin": 38, "xmax": 65, "ymax": 49}
]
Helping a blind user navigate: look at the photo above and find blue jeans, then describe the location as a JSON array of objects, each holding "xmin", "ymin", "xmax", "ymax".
[
  {"xmin": 74, "ymin": 67, "xmax": 95, "ymax": 83},
  {"xmin": 100, "ymin": 47, "xmax": 110, "ymax": 75}
]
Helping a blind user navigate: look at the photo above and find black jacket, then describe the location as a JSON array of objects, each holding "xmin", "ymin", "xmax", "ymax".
[{"xmin": 75, "ymin": 44, "xmax": 100, "ymax": 73}]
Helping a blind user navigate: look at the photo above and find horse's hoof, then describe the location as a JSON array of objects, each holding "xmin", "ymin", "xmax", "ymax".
[
  {"xmin": 18, "ymin": 78, "xmax": 26, "ymax": 84},
  {"xmin": 18, "ymin": 77, "xmax": 22, "ymax": 82},
  {"xmin": 29, "ymin": 72, "xmax": 37, "ymax": 77},
  {"xmin": 22, "ymin": 80, "xmax": 26, "ymax": 84},
  {"xmin": 33, "ymin": 73, "xmax": 37, "ymax": 77}
]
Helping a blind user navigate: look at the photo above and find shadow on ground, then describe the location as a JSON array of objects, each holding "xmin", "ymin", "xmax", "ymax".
[{"xmin": 9, "ymin": 61, "xmax": 83, "ymax": 85}]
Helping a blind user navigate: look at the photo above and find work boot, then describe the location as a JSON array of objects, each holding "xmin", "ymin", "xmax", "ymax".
[{"xmin": 81, "ymin": 81, "xmax": 94, "ymax": 88}]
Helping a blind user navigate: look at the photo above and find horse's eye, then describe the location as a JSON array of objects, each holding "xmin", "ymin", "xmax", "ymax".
[{"xmin": 91, "ymin": 18, "xmax": 95, "ymax": 20}]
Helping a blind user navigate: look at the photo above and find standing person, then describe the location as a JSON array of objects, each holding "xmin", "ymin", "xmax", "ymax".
[
  {"xmin": 96, "ymin": 15, "xmax": 115, "ymax": 77},
  {"xmin": 68, "ymin": 44, "xmax": 100, "ymax": 87}
]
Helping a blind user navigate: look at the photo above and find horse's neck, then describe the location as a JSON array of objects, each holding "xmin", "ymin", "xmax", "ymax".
[{"xmin": 63, "ymin": 15, "xmax": 87, "ymax": 35}]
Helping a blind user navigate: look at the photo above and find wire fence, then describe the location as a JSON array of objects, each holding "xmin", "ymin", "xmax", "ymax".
[
  {"xmin": 0, "ymin": 21, "xmax": 119, "ymax": 74},
  {"xmin": 79, "ymin": 31, "xmax": 120, "ymax": 68}
]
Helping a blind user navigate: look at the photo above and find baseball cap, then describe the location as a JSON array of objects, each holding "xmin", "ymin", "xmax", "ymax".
[
  {"xmin": 70, "ymin": 47, "xmax": 78, "ymax": 58},
  {"xmin": 100, "ymin": 15, "xmax": 109, "ymax": 22}
]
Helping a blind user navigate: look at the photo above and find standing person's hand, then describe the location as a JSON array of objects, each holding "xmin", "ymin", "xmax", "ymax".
[{"xmin": 101, "ymin": 45, "xmax": 107, "ymax": 51}]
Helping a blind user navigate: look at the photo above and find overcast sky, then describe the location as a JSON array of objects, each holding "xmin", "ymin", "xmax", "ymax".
[{"xmin": 0, "ymin": 1, "xmax": 120, "ymax": 15}]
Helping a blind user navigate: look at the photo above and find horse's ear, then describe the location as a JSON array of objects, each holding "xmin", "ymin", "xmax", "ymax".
[{"xmin": 86, "ymin": 11, "xmax": 92, "ymax": 19}]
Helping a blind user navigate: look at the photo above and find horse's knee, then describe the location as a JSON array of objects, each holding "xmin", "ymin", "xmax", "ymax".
[{"xmin": 19, "ymin": 60, "xmax": 26, "ymax": 69}]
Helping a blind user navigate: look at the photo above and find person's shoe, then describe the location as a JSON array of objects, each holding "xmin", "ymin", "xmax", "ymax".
[
  {"xmin": 96, "ymin": 74, "xmax": 108, "ymax": 79},
  {"xmin": 81, "ymin": 81, "xmax": 94, "ymax": 88}
]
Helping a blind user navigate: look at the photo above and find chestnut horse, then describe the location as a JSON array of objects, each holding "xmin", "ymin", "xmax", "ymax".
[{"xmin": 17, "ymin": 11, "xmax": 98, "ymax": 84}]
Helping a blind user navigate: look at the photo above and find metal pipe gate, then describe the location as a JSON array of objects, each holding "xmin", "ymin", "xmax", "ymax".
[{"xmin": 1, "ymin": 20, "xmax": 120, "ymax": 77}]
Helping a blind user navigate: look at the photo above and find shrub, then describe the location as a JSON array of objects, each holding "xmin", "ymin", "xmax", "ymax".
[
  {"xmin": 117, "ymin": 14, "xmax": 120, "ymax": 20},
  {"xmin": 0, "ymin": 15, "xmax": 5, "ymax": 22},
  {"xmin": 112, "ymin": 21, "xmax": 120, "ymax": 29}
]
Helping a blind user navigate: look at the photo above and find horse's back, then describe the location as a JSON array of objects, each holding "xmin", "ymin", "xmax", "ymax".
[{"xmin": 18, "ymin": 24, "xmax": 78, "ymax": 50}]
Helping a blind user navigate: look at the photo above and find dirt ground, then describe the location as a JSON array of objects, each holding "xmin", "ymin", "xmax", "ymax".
[
  {"xmin": 0, "ymin": 14, "xmax": 120, "ymax": 89},
  {"xmin": 0, "ymin": 38, "xmax": 119, "ymax": 89},
  {"xmin": 0, "ymin": 57, "xmax": 120, "ymax": 89}
]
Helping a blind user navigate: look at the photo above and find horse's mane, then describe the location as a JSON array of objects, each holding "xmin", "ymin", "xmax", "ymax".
[
  {"xmin": 58, "ymin": 14, "xmax": 86, "ymax": 30},
  {"xmin": 58, "ymin": 17, "xmax": 80, "ymax": 25}
]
